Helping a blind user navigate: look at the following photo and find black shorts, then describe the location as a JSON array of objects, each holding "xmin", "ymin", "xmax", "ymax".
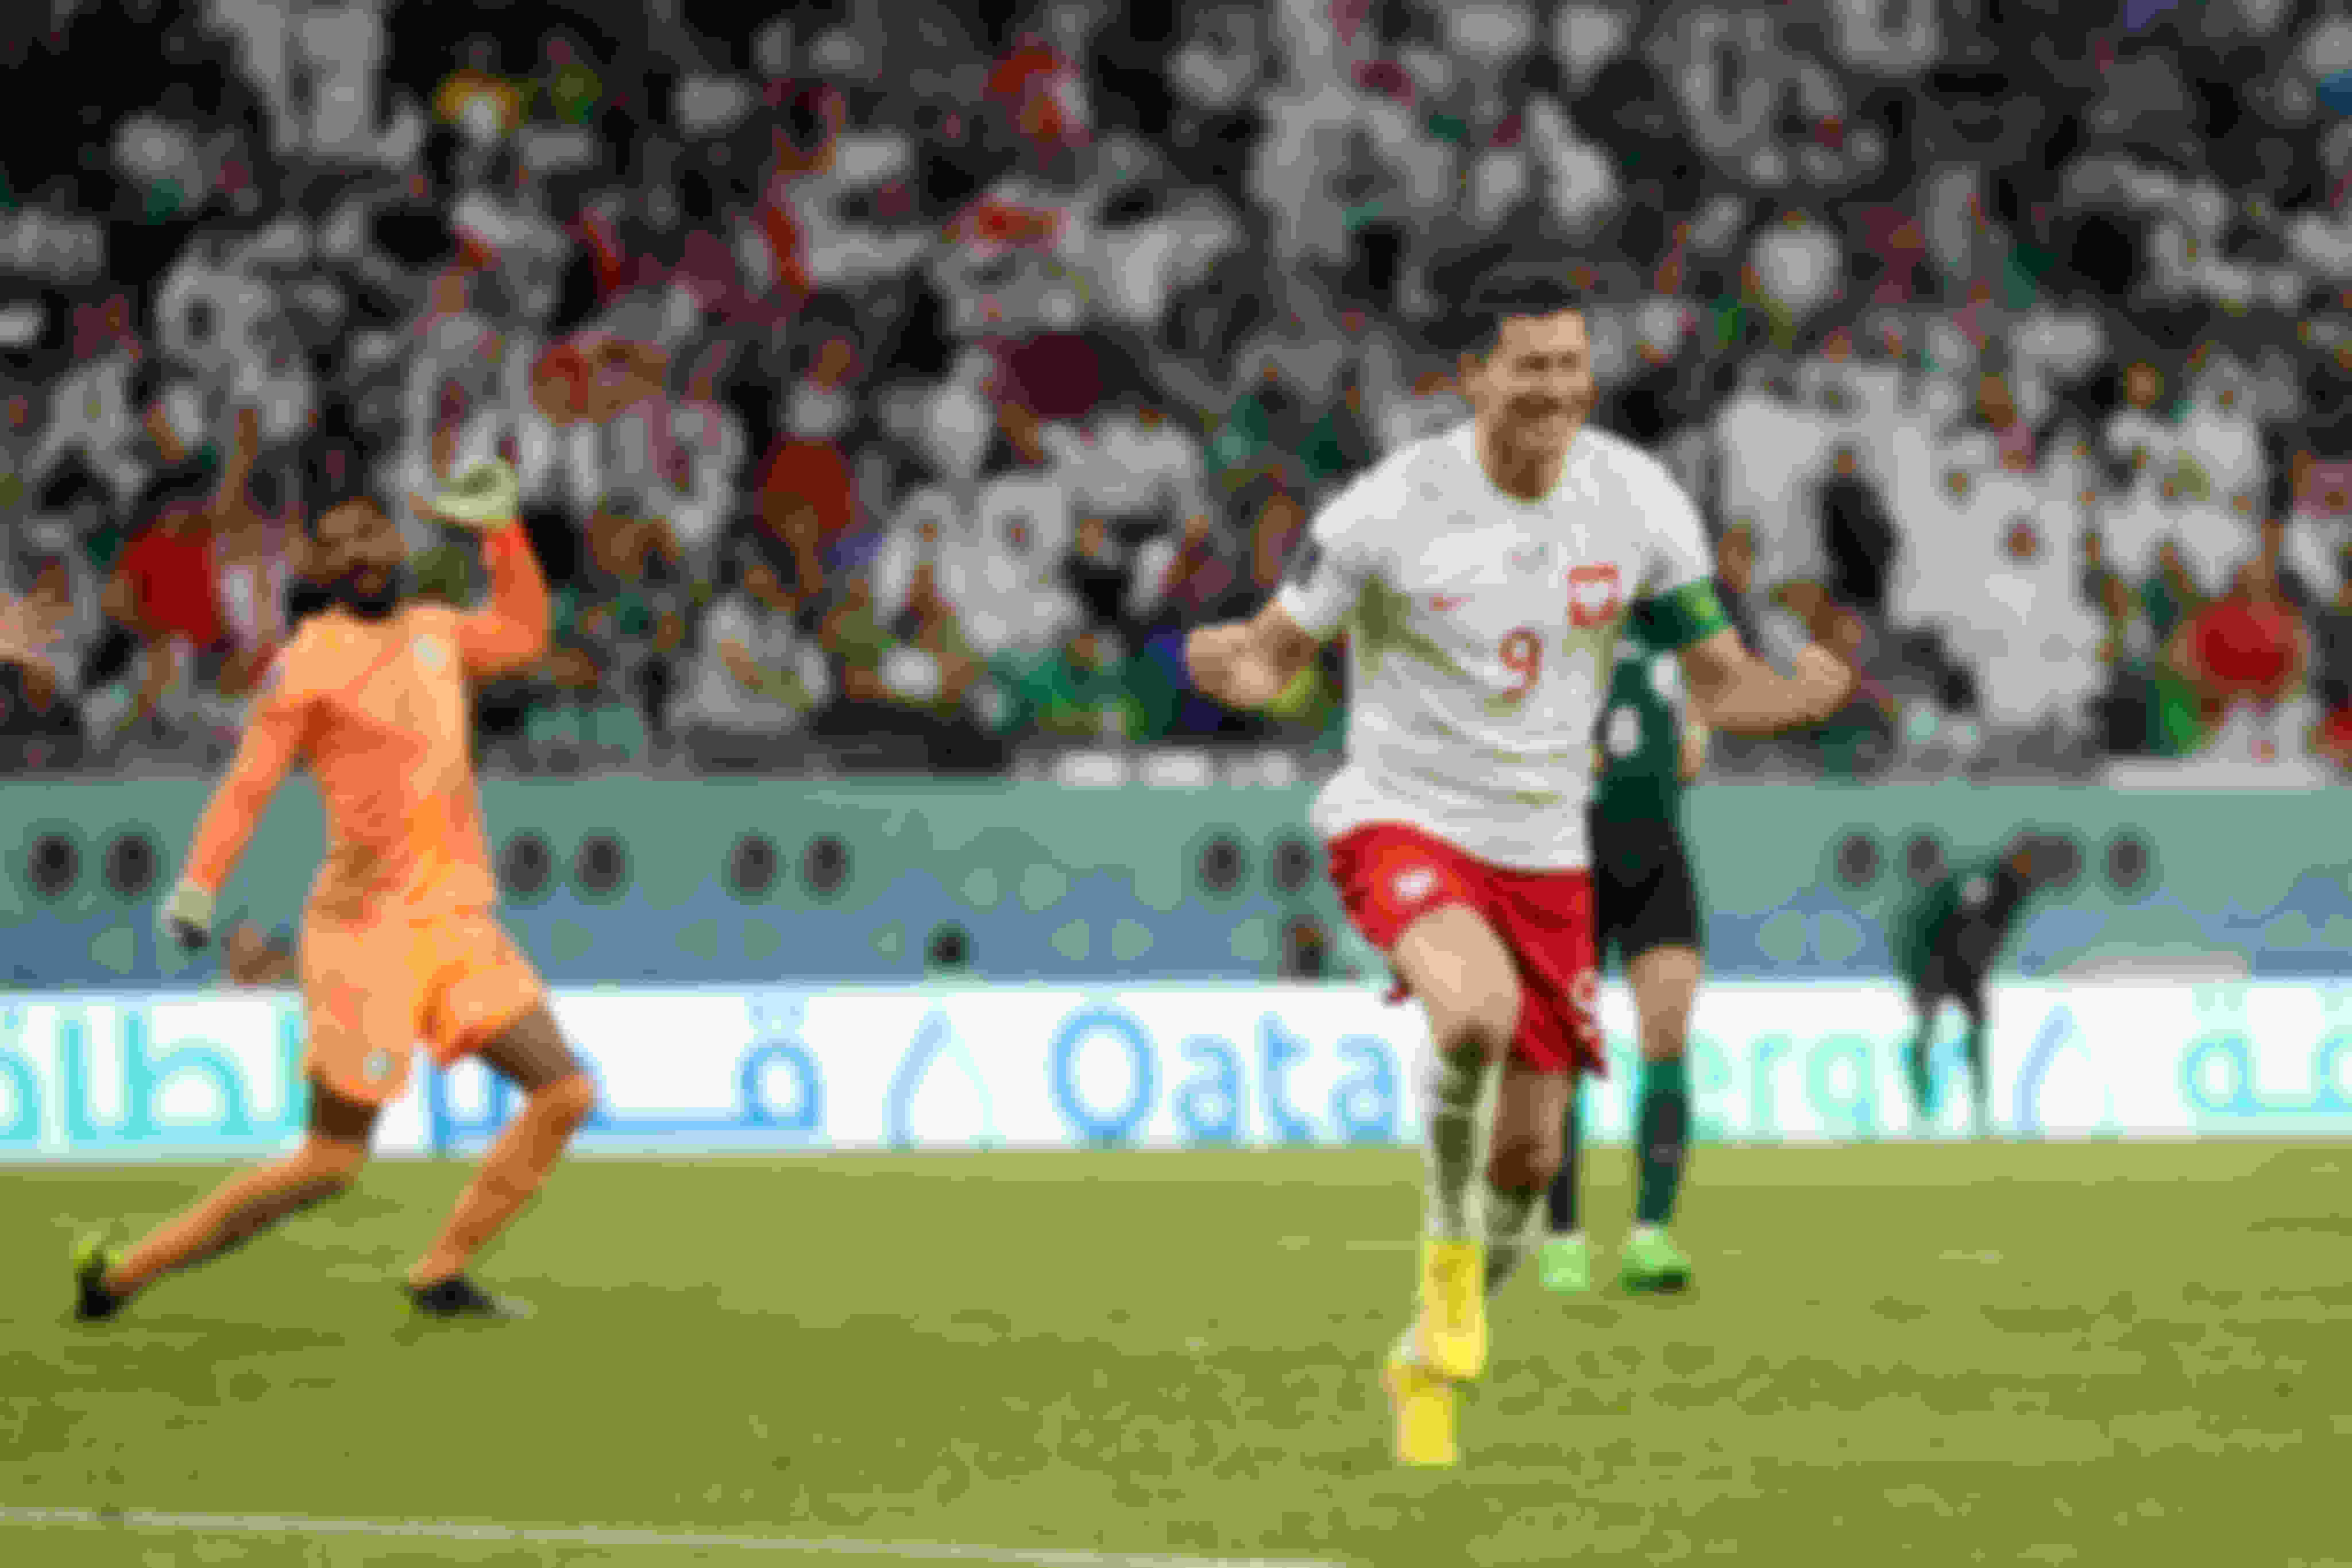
[
  {"xmin": 1911, "ymin": 955, "xmax": 1988, "ymax": 1021},
  {"xmin": 1589, "ymin": 816, "xmax": 1704, "ymax": 967}
]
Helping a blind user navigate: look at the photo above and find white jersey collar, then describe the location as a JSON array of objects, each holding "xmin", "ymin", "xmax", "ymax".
[{"xmin": 1445, "ymin": 419, "xmax": 1592, "ymax": 509}]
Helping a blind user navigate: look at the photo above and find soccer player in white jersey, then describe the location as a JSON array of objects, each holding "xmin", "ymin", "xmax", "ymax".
[{"xmin": 1186, "ymin": 271, "xmax": 1854, "ymax": 1467}]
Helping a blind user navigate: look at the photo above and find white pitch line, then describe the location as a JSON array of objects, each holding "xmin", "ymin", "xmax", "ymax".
[
  {"xmin": 1306, "ymin": 1237, "xmax": 1999, "ymax": 1263},
  {"xmin": 0, "ymin": 1508, "xmax": 1345, "ymax": 1568}
]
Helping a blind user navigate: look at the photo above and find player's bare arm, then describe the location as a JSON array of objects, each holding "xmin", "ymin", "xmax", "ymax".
[
  {"xmin": 1185, "ymin": 600, "xmax": 1319, "ymax": 711},
  {"xmin": 1675, "ymin": 629, "xmax": 1853, "ymax": 734},
  {"xmin": 1678, "ymin": 719, "xmax": 1712, "ymax": 783}
]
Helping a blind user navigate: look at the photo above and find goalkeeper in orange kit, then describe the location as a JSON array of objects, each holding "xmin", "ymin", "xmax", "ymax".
[{"xmin": 72, "ymin": 459, "xmax": 600, "ymax": 1323}]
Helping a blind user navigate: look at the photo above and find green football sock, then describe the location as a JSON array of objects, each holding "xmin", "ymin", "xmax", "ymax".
[
  {"xmin": 1903, "ymin": 1024, "xmax": 1938, "ymax": 1115},
  {"xmin": 1964, "ymin": 1021, "xmax": 1991, "ymax": 1132},
  {"xmin": 1633, "ymin": 1054, "xmax": 1690, "ymax": 1228}
]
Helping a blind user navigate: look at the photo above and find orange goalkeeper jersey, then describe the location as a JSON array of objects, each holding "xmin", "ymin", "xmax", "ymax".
[{"xmin": 183, "ymin": 525, "xmax": 550, "ymax": 928}]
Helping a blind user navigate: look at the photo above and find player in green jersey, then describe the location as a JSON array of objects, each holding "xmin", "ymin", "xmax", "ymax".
[
  {"xmin": 1538, "ymin": 601, "xmax": 1712, "ymax": 1295},
  {"xmin": 1892, "ymin": 832, "xmax": 2057, "ymax": 1137}
]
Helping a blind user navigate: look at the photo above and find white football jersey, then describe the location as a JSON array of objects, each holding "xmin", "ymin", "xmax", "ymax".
[{"xmin": 1278, "ymin": 422, "xmax": 1723, "ymax": 870}]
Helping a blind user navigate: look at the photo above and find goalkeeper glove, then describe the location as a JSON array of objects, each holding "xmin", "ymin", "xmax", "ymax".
[
  {"xmin": 414, "ymin": 458, "xmax": 521, "ymax": 532},
  {"xmin": 159, "ymin": 882, "xmax": 217, "ymax": 954}
]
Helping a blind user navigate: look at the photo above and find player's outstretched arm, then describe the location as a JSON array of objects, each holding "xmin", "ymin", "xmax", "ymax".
[
  {"xmin": 1192, "ymin": 465, "xmax": 1373, "ymax": 710},
  {"xmin": 167, "ymin": 670, "xmax": 311, "ymax": 954},
  {"xmin": 415, "ymin": 461, "xmax": 552, "ymax": 678},
  {"xmin": 453, "ymin": 522, "xmax": 551, "ymax": 678},
  {"xmin": 1184, "ymin": 601, "xmax": 1320, "ymax": 712},
  {"xmin": 1675, "ymin": 629, "xmax": 1854, "ymax": 735}
]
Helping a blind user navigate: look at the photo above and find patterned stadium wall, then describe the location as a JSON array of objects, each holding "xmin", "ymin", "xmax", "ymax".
[{"xmin": 0, "ymin": 781, "xmax": 2335, "ymax": 988}]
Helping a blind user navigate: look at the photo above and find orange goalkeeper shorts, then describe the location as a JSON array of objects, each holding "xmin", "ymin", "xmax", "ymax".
[{"xmin": 298, "ymin": 910, "xmax": 546, "ymax": 1106}]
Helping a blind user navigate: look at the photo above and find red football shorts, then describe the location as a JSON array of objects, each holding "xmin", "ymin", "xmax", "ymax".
[{"xmin": 1327, "ymin": 821, "xmax": 1604, "ymax": 1078}]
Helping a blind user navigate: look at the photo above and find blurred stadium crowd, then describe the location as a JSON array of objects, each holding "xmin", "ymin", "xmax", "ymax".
[{"xmin": 4, "ymin": 0, "xmax": 2352, "ymax": 782}]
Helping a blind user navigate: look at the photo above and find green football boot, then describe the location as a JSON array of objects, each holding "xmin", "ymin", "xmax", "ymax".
[
  {"xmin": 1619, "ymin": 1228, "xmax": 1693, "ymax": 1294},
  {"xmin": 72, "ymin": 1228, "xmax": 126, "ymax": 1322},
  {"xmin": 1537, "ymin": 1233, "xmax": 1592, "ymax": 1295}
]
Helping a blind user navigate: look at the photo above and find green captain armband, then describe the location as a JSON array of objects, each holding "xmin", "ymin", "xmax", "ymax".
[{"xmin": 1633, "ymin": 579, "xmax": 1732, "ymax": 651}]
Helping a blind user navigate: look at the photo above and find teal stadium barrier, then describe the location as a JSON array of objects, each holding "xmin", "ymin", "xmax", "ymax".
[{"xmin": 0, "ymin": 781, "xmax": 2335, "ymax": 987}]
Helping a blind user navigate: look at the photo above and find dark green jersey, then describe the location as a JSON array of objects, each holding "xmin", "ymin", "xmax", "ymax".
[
  {"xmin": 1890, "ymin": 857, "xmax": 2037, "ymax": 980},
  {"xmin": 1591, "ymin": 606, "xmax": 1691, "ymax": 827}
]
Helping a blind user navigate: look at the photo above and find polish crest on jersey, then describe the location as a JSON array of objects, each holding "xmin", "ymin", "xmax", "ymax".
[{"xmin": 1567, "ymin": 563, "xmax": 1621, "ymax": 628}]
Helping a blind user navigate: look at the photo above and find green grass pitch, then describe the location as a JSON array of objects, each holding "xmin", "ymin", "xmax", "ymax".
[{"xmin": 3, "ymin": 1144, "xmax": 2346, "ymax": 1567}]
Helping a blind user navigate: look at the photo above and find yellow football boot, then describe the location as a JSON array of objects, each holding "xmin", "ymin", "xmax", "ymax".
[
  {"xmin": 1382, "ymin": 1349, "xmax": 1459, "ymax": 1467},
  {"xmin": 1413, "ymin": 1236, "xmax": 1488, "ymax": 1381}
]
